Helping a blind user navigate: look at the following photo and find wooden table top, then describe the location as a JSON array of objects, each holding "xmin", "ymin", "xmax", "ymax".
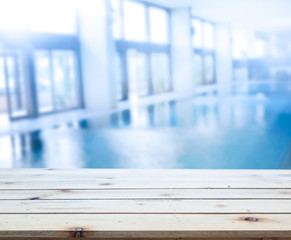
[{"xmin": 0, "ymin": 169, "xmax": 291, "ymax": 239}]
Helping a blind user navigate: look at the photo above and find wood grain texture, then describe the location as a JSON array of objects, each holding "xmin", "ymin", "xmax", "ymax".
[
  {"xmin": 1, "ymin": 199, "xmax": 291, "ymax": 213},
  {"xmin": 0, "ymin": 178, "xmax": 290, "ymax": 189},
  {"xmin": 1, "ymin": 189, "xmax": 291, "ymax": 200},
  {"xmin": 0, "ymin": 169, "xmax": 290, "ymax": 181},
  {"xmin": 0, "ymin": 169, "xmax": 290, "ymax": 239},
  {"xmin": 1, "ymin": 214, "xmax": 291, "ymax": 238}
]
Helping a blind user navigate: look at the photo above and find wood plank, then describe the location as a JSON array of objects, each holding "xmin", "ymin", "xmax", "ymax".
[
  {"xmin": 0, "ymin": 179, "xmax": 291, "ymax": 190},
  {"xmin": 0, "ymin": 178, "xmax": 290, "ymax": 189},
  {"xmin": 1, "ymin": 175, "xmax": 290, "ymax": 183},
  {"xmin": 1, "ymin": 169, "xmax": 290, "ymax": 175},
  {"xmin": 1, "ymin": 189, "xmax": 291, "ymax": 200},
  {"xmin": 1, "ymin": 169, "xmax": 290, "ymax": 181},
  {"xmin": 1, "ymin": 169, "xmax": 290, "ymax": 189},
  {"xmin": 1, "ymin": 200, "xmax": 291, "ymax": 214},
  {"xmin": 0, "ymin": 214, "xmax": 291, "ymax": 238},
  {"xmin": 4, "ymin": 174, "xmax": 291, "ymax": 181},
  {"xmin": 1, "ymin": 170, "xmax": 290, "ymax": 239}
]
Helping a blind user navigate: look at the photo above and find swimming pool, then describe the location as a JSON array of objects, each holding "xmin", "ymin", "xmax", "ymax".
[{"xmin": 0, "ymin": 82, "xmax": 291, "ymax": 169}]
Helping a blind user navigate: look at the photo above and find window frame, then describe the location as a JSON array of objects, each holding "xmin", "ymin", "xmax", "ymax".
[
  {"xmin": 112, "ymin": 0, "xmax": 172, "ymax": 101},
  {"xmin": 0, "ymin": 30, "xmax": 84, "ymax": 120},
  {"xmin": 192, "ymin": 16, "xmax": 217, "ymax": 86}
]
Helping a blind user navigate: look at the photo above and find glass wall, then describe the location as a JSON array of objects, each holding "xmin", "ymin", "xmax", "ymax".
[
  {"xmin": 0, "ymin": 51, "xmax": 29, "ymax": 120},
  {"xmin": 5, "ymin": 52, "xmax": 28, "ymax": 118},
  {"xmin": 0, "ymin": 57, "xmax": 6, "ymax": 114},
  {"xmin": 0, "ymin": 0, "xmax": 82, "ymax": 120},
  {"xmin": 123, "ymin": 1, "xmax": 147, "ymax": 42},
  {"xmin": 114, "ymin": 53, "xmax": 123, "ymax": 101},
  {"xmin": 34, "ymin": 51, "xmax": 53, "ymax": 113},
  {"xmin": 149, "ymin": 7, "xmax": 169, "ymax": 44},
  {"xmin": 111, "ymin": 0, "xmax": 171, "ymax": 101},
  {"xmin": 192, "ymin": 18, "xmax": 216, "ymax": 86},
  {"xmin": 34, "ymin": 50, "xmax": 80, "ymax": 114},
  {"xmin": 127, "ymin": 49, "xmax": 148, "ymax": 96},
  {"xmin": 151, "ymin": 53, "xmax": 170, "ymax": 93}
]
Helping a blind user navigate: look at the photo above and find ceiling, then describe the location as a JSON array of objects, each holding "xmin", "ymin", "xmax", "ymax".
[{"xmin": 144, "ymin": 0, "xmax": 291, "ymax": 32}]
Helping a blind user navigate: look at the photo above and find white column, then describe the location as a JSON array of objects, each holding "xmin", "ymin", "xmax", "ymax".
[
  {"xmin": 215, "ymin": 23, "xmax": 233, "ymax": 95},
  {"xmin": 170, "ymin": 8, "xmax": 194, "ymax": 97},
  {"xmin": 78, "ymin": 0, "xmax": 116, "ymax": 111}
]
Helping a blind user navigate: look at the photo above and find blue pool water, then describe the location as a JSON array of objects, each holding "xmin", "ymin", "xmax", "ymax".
[{"xmin": 0, "ymin": 82, "xmax": 291, "ymax": 169}]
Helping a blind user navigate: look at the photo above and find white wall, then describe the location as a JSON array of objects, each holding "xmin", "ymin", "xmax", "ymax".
[
  {"xmin": 79, "ymin": 0, "xmax": 116, "ymax": 111},
  {"xmin": 170, "ymin": 8, "xmax": 194, "ymax": 96}
]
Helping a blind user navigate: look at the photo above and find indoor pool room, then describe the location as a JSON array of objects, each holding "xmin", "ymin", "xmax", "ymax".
[{"xmin": 0, "ymin": 0, "xmax": 290, "ymax": 170}]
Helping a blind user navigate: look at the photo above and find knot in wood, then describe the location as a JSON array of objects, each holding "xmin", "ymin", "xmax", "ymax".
[{"xmin": 244, "ymin": 217, "xmax": 259, "ymax": 222}]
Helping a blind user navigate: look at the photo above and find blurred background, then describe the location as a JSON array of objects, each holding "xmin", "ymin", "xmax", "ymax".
[{"xmin": 0, "ymin": 0, "xmax": 290, "ymax": 169}]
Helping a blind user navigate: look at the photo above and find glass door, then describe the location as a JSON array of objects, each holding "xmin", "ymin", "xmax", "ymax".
[{"xmin": 0, "ymin": 52, "xmax": 29, "ymax": 120}]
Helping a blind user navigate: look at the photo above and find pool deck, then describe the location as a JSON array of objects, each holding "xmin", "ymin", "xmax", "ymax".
[{"xmin": 0, "ymin": 169, "xmax": 291, "ymax": 239}]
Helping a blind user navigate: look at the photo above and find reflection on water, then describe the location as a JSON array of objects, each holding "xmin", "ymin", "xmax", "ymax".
[{"xmin": 0, "ymin": 82, "xmax": 290, "ymax": 169}]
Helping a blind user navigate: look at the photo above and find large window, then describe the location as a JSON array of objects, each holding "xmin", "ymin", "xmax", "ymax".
[
  {"xmin": 111, "ymin": 0, "xmax": 171, "ymax": 101},
  {"xmin": 114, "ymin": 53, "xmax": 124, "ymax": 100},
  {"xmin": 0, "ymin": 57, "xmax": 6, "ymax": 114},
  {"xmin": 0, "ymin": 0, "xmax": 82, "ymax": 120},
  {"xmin": 0, "ymin": 51, "xmax": 29, "ymax": 119},
  {"xmin": 151, "ymin": 53, "xmax": 170, "ymax": 93},
  {"xmin": 34, "ymin": 50, "xmax": 80, "ymax": 113},
  {"xmin": 149, "ymin": 7, "xmax": 169, "ymax": 44},
  {"xmin": 0, "ymin": 46, "xmax": 82, "ymax": 121},
  {"xmin": 123, "ymin": 1, "xmax": 147, "ymax": 42},
  {"xmin": 192, "ymin": 18, "xmax": 216, "ymax": 86},
  {"xmin": 127, "ymin": 50, "xmax": 148, "ymax": 96},
  {"xmin": 5, "ymin": 52, "xmax": 28, "ymax": 118}
]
